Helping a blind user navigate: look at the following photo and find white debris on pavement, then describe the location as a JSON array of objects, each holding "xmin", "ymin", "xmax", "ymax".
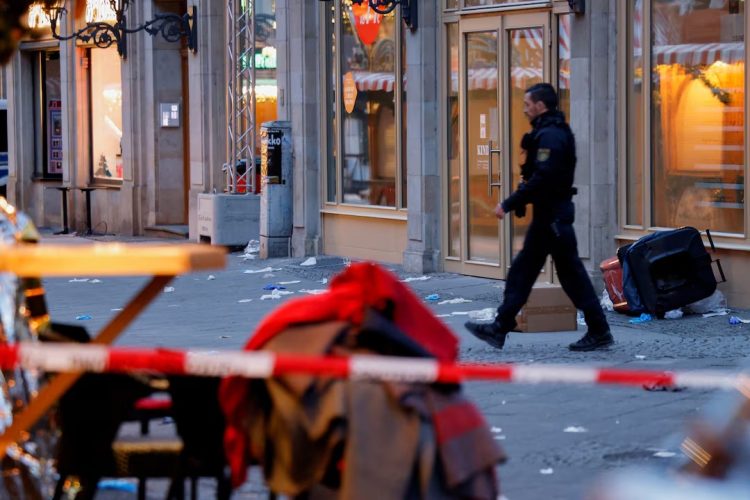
[
  {"xmin": 436, "ymin": 314, "xmax": 451, "ymax": 318},
  {"xmin": 244, "ymin": 267, "xmax": 282, "ymax": 274},
  {"xmin": 238, "ymin": 299, "xmax": 253, "ymax": 303},
  {"xmin": 164, "ymin": 287, "xmax": 175, "ymax": 293},
  {"xmin": 494, "ymin": 435, "xmax": 506, "ymax": 441},
  {"xmin": 260, "ymin": 290, "xmax": 295, "ymax": 300},
  {"xmin": 563, "ymin": 426, "xmax": 588, "ymax": 433},
  {"xmin": 664, "ymin": 309, "xmax": 683, "ymax": 319},
  {"xmin": 69, "ymin": 278, "xmax": 89, "ymax": 282},
  {"xmin": 467, "ymin": 308, "xmax": 497, "ymax": 321},
  {"xmin": 635, "ymin": 355, "xmax": 646, "ymax": 360},
  {"xmin": 438, "ymin": 298, "xmax": 472, "ymax": 305},
  {"xmin": 262, "ymin": 273, "xmax": 275, "ymax": 278},
  {"xmin": 491, "ymin": 426, "xmax": 502, "ymax": 433},
  {"xmin": 300, "ymin": 257, "xmax": 317, "ymax": 267},
  {"xmin": 207, "ymin": 275, "xmax": 216, "ymax": 281},
  {"xmin": 300, "ymin": 289, "xmax": 327, "ymax": 295},
  {"xmin": 600, "ymin": 290, "xmax": 614, "ymax": 311},
  {"xmin": 111, "ymin": 308, "xmax": 123, "ymax": 312},
  {"xmin": 90, "ymin": 279, "xmax": 102, "ymax": 284},
  {"xmin": 684, "ymin": 290, "xmax": 727, "ymax": 314},
  {"xmin": 401, "ymin": 276, "xmax": 431, "ymax": 283},
  {"xmin": 279, "ymin": 281, "xmax": 301, "ymax": 285},
  {"xmin": 320, "ymin": 278, "xmax": 328, "ymax": 285},
  {"xmin": 539, "ymin": 468, "xmax": 554, "ymax": 475},
  {"xmin": 241, "ymin": 240, "xmax": 260, "ymax": 260},
  {"xmin": 653, "ymin": 451, "xmax": 676, "ymax": 458},
  {"xmin": 703, "ymin": 309, "xmax": 730, "ymax": 318}
]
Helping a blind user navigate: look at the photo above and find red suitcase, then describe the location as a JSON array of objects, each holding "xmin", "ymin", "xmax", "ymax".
[{"xmin": 600, "ymin": 256, "xmax": 630, "ymax": 313}]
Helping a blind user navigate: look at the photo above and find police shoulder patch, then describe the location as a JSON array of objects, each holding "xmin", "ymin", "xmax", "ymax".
[{"xmin": 537, "ymin": 148, "xmax": 551, "ymax": 162}]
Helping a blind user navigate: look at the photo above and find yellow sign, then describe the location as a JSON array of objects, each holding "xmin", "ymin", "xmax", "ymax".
[{"xmin": 343, "ymin": 72, "xmax": 358, "ymax": 114}]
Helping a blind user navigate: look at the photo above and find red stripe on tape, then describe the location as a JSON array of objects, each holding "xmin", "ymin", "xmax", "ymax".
[
  {"xmin": 597, "ymin": 369, "xmax": 675, "ymax": 388},
  {"xmin": 0, "ymin": 344, "xmax": 19, "ymax": 370},
  {"xmin": 107, "ymin": 349, "xmax": 188, "ymax": 375},
  {"xmin": 437, "ymin": 363, "xmax": 514, "ymax": 384}
]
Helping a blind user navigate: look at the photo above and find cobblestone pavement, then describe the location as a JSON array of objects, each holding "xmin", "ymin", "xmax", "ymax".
[{"xmin": 36, "ymin": 235, "xmax": 750, "ymax": 499}]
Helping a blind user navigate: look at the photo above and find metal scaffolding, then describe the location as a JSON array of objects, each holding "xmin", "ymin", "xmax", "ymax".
[{"xmin": 225, "ymin": 0, "xmax": 256, "ymax": 194}]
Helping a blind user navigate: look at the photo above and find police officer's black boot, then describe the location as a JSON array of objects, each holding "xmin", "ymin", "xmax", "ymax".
[
  {"xmin": 464, "ymin": 318, "xmax": 516, "ymax": 350},
  {"xmin": 568, "ymin": 311, "xmax": 613, "ymax": 352}
]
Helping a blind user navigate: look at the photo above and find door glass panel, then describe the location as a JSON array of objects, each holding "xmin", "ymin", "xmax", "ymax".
[
  {"xmin": 466, "ymin": 31, "xmax": 500, "ymax": 263},
  {"xmin": 508, "ymin": 27, "xmax": 544, "ymax": 259},
  {"xmin": 447, "ymin": 23, "xmax": 460, "ymax": 257}
]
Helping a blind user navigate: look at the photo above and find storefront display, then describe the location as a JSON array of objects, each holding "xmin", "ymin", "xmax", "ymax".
[{"xmin": 626, "ymin": 0, "xmax": 745, "ymax": 234}]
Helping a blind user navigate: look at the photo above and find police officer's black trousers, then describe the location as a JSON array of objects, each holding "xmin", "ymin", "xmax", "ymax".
[{"xmin": 496, "ymin": 219, "xmax": 609, "ymax": 333}]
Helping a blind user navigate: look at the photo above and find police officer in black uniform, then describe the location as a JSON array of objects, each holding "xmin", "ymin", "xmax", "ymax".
[{"xmin": 465, "ymin": 83, "xmax": 613, "ymax": 352}]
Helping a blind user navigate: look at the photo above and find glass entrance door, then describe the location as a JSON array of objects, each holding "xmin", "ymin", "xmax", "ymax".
[{"xmin": 445, "ymin": 12, "xmax": 551, "ymax": 280}]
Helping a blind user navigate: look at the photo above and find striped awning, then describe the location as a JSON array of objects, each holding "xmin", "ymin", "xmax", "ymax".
[
  {"xmin": 652, "ymin": 42, "xmax": 745, "ymax": 66},
  {"xmin": 351, "ymin": 67, "xmax": 546, "ymax": 94}
]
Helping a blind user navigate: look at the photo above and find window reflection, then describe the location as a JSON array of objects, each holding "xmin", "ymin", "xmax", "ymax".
[
  {"xmin": 90, "ymin": 47, "xmax": 122, "ymax": 181},
  {"xmin": 341, "ymin": 2, "xmax": 397, "ymax": 207},
  {"xmin": 650, "ymin": 0, "xmax": 744, "ymax": 233},
  {"xmin": 509, "ymin": 28, "xmax": 543, "ymax": 259}
]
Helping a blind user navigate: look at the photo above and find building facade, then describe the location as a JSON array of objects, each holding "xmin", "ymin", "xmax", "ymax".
[{"xmin": 5, "ymin": 0, "xmax": 749, "ymax": 306}]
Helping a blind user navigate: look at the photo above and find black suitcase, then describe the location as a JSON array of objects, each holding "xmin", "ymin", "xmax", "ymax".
[{"xmin": 623, "ymin": 227, "xmax": 725, "ymax": 316}]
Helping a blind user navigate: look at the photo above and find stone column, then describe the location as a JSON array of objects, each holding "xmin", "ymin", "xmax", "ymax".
[
  {"xmin": 402, "ymin": 0, "xmax": 441, "ymax": 273},
  {"xmin": 187, "ymin": 0, "xmax": 227, "ymax": 240},
  {"xmin": 568, "ymin": 0, "xmax": 618, "ymax": 277},
  {"xmin": 278, "ymin": 0, "xmax": 322, "ymax": 256}
]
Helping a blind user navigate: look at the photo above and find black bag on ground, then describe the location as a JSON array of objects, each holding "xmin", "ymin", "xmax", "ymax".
[{"xmin": 623, "ymin": 227, "xmax": 723, "ymax": 316}]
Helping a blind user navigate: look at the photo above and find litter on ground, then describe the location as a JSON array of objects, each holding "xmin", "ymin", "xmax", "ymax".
[
  {"xmin": 163, "ymin": 287, "xmax": 175, "ymax": 293},
  {"xmin": 279, "ymin": 280, "xmax": 301, "ymax": 285},
  {"xmin": 75, "ymin": 315, "xmax": 92, "ymax": 321},
  {"xmin": 664, "ymin": 309, "xmax": 683, "ymax": 319},
  {"xmin": 629, "ymin": 313, "xmax": 652, "ymax": 324},
  {"xmin": 539, "ymin": 468, "xmax": 554, "ymax": 475},
  {"xmin": 300, "ymin": 289, "xmax": 327, "ymax": 295},
  {"xmin": 438, "ymin": 298, "xmax": 472, "ymax": 305},
  {"xmin": 300, "ymin": 257, "xmax": 317, "ymax": 267},
  {"xmin": 244, "ymin": 267, "xmax": 281, "ymax": 274},
  {"xmin": 425, "ymin": 294, "xmax": 440, "ymax": 301},
  {"xmin": 563, "ymin": 426, "xmax": 588, "ymax": 433},
  {"xmin": 401, "ymin": 276, "xmax": 431, "ymax": 283}
]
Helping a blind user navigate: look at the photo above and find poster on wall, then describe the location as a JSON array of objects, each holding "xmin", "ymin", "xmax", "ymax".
[{"xmin": 48, "ymin": 100, "xmax": 63, "ymax": 175}]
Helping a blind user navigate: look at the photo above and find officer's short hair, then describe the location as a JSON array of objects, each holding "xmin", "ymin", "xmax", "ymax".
[{"xmin": 525, "ymin": 83, "xmax": 558, "ymax": 111}]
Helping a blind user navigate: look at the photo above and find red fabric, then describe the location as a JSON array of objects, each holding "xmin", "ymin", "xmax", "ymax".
[
  {"xmin": 219, "ymin": 262, "xmax": 458, "ymax": 487},
  {"xmin": 432, "ymin": 400, "xmax": 486, "ymax": 445}
]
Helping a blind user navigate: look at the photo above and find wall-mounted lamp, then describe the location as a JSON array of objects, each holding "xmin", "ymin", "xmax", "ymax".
[{"xmin": 40, "ymin": 0, "xmax": 197, "ymax": 58}]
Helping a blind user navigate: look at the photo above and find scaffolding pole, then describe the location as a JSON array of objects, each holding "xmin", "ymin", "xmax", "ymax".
[{"xmin": 225, "ymin": 0, "xmax": 256, "ymax": 194}]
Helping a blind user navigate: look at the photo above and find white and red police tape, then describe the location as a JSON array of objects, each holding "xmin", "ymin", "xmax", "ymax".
[{"xmin": 0, "ymin": 342, "xmax": 746, "ymax": 390}]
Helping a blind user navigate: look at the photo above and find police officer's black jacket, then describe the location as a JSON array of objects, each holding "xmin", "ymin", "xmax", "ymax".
[{"xmin": 501, "ymin": 110, "xmax": 577, "ymax": 223}]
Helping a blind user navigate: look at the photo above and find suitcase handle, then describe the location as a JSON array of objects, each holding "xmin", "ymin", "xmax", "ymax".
[
  {"xmin": 705, "ymin": 229, "xmax": 727, "ymax": 283},
  {"xmin": 705, "ymin": 228, "xmax": 717, "ymax": 252}
]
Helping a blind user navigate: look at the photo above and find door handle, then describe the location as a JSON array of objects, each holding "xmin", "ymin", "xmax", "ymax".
[{"xmin": 487, "ymin": 140, "xmax": 503, "ymax": 197}]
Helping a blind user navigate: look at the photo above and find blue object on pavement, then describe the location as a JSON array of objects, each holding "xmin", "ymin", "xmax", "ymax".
[
  {"xmin": 629, "ymin": 313, "xmax": 653, "ymax": 324},
  {"xmin": 729, "ymin": 316, "xmax": 742, "ymax": 325},
  {"xmin": 425, "ymin": 294, "xmax": 440, "ymax": 301},
  {"xmin": 75, "ymin": 315, "xmax": 92, "ymax": 321},
  {"xmin": 262, "ymin": 284, "xmax": 286, "ymax": 291},
  {"xmin": 98, "ymin": 480, "xmax": 137, "ymax": 493}
]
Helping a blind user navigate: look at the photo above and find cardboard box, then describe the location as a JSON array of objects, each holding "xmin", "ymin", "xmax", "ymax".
[{"xmin": 514, "ymin": 282, "xmax": 577, "ymax": 333}]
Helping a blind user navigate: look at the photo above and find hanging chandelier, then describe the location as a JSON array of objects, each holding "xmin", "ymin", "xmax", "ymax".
[{"xmin": 40, "ymin": 0, "xmax": 197, "ymax": 58}]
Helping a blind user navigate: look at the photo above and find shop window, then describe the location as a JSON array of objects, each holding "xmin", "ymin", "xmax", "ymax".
[
  {"xmin": 626, "ymin": 0, "xmax": 644, "ymax": 226},
  {"xmin": 464, "ymin": 0, "xmax": 529, "ymax": 7},
  {"xmin": 626, "ymin": 0, "xmax": 745, "ymax": 235},
  {"xmin": 325, "ymin": 1, "xmax": 407, "ymax": 209},
  {"xmin": 254, "ymin": 1, "xmax": 278, "ymax": 158},
  {"xmin": 446, "ymin": 22, "xmax": 459, "ymax": 257},
  {"xmin": 31, "ymin": 50, "xmax": 62, "ymax": 180},
  {"xmin": 89, "ymin": 47, "xmax": 123, "ymax": 183},
  {"xmin": 325, "ymin": 0, "xmax": 337, "ymax": 203},
  {"xmin": 557, "ymin": 15, "xmax": 571, "ymax": 117}
]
